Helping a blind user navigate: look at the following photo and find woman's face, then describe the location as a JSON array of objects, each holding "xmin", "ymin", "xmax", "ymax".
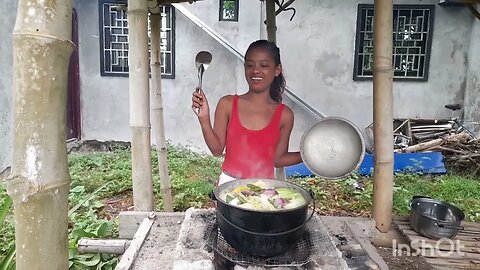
[{"xmin": 244, "ymin": 47, "xmax": 282, "ymax": 93}]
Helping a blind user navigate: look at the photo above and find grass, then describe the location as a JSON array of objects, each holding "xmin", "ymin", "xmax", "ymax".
[
  {"xmin": 1, "ymin": 142, "xmax": 479, "ymax": 267},
  {"xmin": 67, "ymin": 143, "xmax": 222, "ymax": 211}
]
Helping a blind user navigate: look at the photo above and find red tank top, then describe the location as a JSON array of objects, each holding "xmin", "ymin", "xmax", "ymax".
[{"xmin": 221, "ymin": 95, "xmax": 285, "ymax": 179}]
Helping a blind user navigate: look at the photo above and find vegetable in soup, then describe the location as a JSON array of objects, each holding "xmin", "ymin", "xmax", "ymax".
[{"xmin": 221, "ymin": 181, "xmax": 306, "ymax": 211}]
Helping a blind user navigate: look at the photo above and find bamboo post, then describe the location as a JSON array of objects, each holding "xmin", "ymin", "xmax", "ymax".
[
  {"xmin": 150, "ymin": 12, "xmax": 173, "ymax": 212},
  {"xmin": 265, "ymin": 0, "xmax": 287, "ymax": 181},
  {"xmin": 265, "ymin": 0, "xmax": 277, "ymax": 43},
  {"xmin": 78, "ymin": 238, "xmax": 131, "ymax": 254},
  {"xmin": 128, "ymin": 0, "xmax": 154, "ymax": 211},
  {"xmin": 372, "ymin": 0, "xmax": 394, "ymax": 233},
  {"xmin": 7, "ymin": 0, "xmax": 74, "ymax": 268}
]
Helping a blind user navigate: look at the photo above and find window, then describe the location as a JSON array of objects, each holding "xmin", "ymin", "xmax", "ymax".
[
  {"xmin": 219, "ymin": 0, "xmax": 238, "ymax": 21},
  {"xmin": 99, "ymin": 0, "xmax": 175, "ymax": 78},
  {"xmin": 353, "ymin": 5, "xmax": 434, "ymax": 81}
]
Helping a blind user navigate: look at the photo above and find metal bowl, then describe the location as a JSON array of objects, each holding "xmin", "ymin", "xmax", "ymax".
[
  {"xmin": 300, "ymin": 117, "xmax": 365, "ymax": 179},
  {"xmin": 409, "ymin": 197, "xmax": 465, "ymax": 239}
]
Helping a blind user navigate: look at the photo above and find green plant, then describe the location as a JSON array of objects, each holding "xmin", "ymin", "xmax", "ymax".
[
  {"xmin": 68, "ymin": 183, "xmax": 116, "ymax": 269},
  {"xmin": 0, "ymin": 192, "xmax": 15, "ymax": 270}
]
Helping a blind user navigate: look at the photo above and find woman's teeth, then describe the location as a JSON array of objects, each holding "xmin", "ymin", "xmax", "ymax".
[{"xmin": 252, "ymin": 77, "xmax": 262, "ymax": 81}]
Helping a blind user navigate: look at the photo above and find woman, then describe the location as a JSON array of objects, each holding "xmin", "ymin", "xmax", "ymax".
[{"xmin": 191, "ymin": 40, "xmax": 302, "ymax": 185}]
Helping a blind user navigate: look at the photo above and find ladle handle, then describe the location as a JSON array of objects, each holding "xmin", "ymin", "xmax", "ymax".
[{"xmin": 196, "ymin": 65, "xmax": 205, "ymax": 114}]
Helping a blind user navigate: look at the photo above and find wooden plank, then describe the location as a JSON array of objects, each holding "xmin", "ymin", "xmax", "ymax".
[
  {"xmin": 410, "ymin": 241, "xmax": 480, "ymax": 253},
  {"xmin": 115, "ymin": 214, "xmax": 155, "ymax": 270},
  {"xmin": 432, "ymin": 265, "xmax": 480, "ymax": 270},
  {"xmin": 78, "ymin": 238, "xmax": 131, "ymax": 254},
  {"xmin": 403, "ymin": 233, "xmax": 480, "ymax": 249},
  {"xmin": 398, "ymin": 228, "xmax": 480, "ymax": 244},
  {"xmin": 395, "ymin": 216, "xmax": 480, "ymax": 229},
  {"xmin": 421, "ymin": 250, "xmax": 480, "ymax": 260},
  {"xmin": 397, "ymin": 225, "xmax": 480, "ymax": 239},
  {"xmin": 425, "ymin": 257, "xmax": 480, "ymax": 268}
]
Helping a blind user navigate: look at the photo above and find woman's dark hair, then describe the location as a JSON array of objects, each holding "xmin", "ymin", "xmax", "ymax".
[{"xmin": 245, "ymin": 40, "xmax": 286, "ymax": 103}]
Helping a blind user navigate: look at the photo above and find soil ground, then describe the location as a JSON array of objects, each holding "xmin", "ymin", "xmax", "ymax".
[{"xmin": 377, "ymin": 247, "xmax": 433, "ymax": 270}]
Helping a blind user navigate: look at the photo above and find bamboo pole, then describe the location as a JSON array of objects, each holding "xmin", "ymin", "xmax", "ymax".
[
  {"xmin": 77, "ymin": 238, "xmax": 131, "ymax": 254},
  {"xmin": 150, "ymin": 13, "xmax": 173, "ymax": 212},
  {"xmin": 265, "ymin": 0, "xmax": 287, "ymax": 181},
  {"xmin": 7, "ymin": 0, "xmax": 74, "ymax": 269},
  {"xmin": 128, "ymin": 0, "xmax": 154, "ymax": 211},
  {"xmin": 265, "ymin": 0, "xmax": 277, "ymax": 43},
  {"xmin": 372, "ymin": 0, "xmax": 394, "ymax": 233}
]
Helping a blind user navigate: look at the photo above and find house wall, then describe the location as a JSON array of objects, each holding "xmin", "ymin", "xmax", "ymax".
[
  {"xmin": 0, "ymin": 0, "xmax": 478, "ymax": 168},
  {"xmin": 0, "ymin": 0, "xmax": 17, "ymax": 170},
  {"xmin": 275, "ymin": 0, "xmax": 474, "ymax": 139},
  {"xmin": 74, "ymin": 0, "xmax": 242, "ymax": 153},
  {"xmin": 464, "ymin": 4, "xmax": 480, "ymax": 123},
  {"xmin": 179, "ymin": 0, "xmax": 476, "ymax": 151}
]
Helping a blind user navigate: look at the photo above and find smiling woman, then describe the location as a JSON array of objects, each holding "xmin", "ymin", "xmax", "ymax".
[{"xmin": 191, "ymin": 40, "xmax": 303, "ymax": 186}]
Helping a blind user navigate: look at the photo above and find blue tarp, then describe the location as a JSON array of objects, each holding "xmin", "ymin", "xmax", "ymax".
[{"xmin": 285, "ymin": 151, "xmax": 446, "ymax": 177}]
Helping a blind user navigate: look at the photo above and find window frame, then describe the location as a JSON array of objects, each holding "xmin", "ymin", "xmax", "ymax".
[
  {"xmin": 353, "ymin": 4, "xmax": 435, "ymax": 82},
  {"xmin": 98, "ymin": 0, "xmax": 176, "ymax": 79},
  {"xmin": 219, "ymin": 0, "xmax": 239, "ymax": 22}
]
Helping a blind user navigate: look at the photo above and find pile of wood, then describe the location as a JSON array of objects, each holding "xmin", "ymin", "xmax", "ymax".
[{"xmin": 395, "ymin": 132, "xmax": 480, "ymax": 174}]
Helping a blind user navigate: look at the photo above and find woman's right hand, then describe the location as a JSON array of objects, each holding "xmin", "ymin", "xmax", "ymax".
[{"xmin": 192, "ymin": 87, "xmax": 210, "ymax": 119}]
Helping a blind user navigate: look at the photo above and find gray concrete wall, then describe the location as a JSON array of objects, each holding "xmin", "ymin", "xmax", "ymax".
[
  {"xmin": 276, "ymin": 0, "xmax": 474, "ymax": 141},
  {"xmin": 0, "ymin": 0, "xmax": 478, "ymax": 165},
  {"xmin": 464, "ymin": 4, "xmax": 480, "ymax": 123},
  {"xmin": 0, "ymin": 0, "xmax": 17, "ymax": 170},
  {"xmin": 75, "ymin": 0, "xmax": 241, "ymax": 153}
]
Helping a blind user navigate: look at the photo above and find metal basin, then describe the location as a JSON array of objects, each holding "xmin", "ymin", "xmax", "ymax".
[
  {"xmin": 409, "ymin": 197, "xmax": 465, "ymax": 239},
  {"xmin": 300, "ymin": 117, "xmax": 365, "ymax": 179}
]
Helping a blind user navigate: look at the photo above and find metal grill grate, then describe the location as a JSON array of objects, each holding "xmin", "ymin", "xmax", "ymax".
[{"xmin": 203, "ymin": 212, "xmax": 339, "ymax": 268}]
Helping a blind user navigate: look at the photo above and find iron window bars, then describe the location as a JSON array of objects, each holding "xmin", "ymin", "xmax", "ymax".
[
  {"xmin": 99, "ymin": 0, "xmax": 175, "ymax": 78},
  {"xmin": 219, "ymin": 0, "xmax": 239, "ymax": 21},
  {"xmin": 353, "ymin": 4, "xmax": 435, "ymax": 81}
]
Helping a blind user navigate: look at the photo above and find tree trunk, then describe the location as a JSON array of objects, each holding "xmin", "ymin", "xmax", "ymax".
[
  {"xmin": 128, "ymin": 0, "xmax": 154, "ymax": 211},
  {"xmin": 372, "ymin": 0, "xmax": 394, "ymax": 233},
  {"xmin": 7, "ymin": 0, "xmax": 74, "ymax": 269},
  {"xmin": 150, "ymin": 13, "xmax": 173, "ymax": 212}
]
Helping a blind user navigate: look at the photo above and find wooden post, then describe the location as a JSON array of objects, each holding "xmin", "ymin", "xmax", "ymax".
[
  {"xmin": 8, "ymin": 0, "xmax": 74, "ymax": 268},
  {"xmin": 265, "ymin": 0, "xmax": 277, "ymax": 43},
  {"xmin": 128, "ymin": 0, "xmax": 154, "ymax": 211},
  {"xmin": 150, "ymin": 12, "xmax": 174, "ymax": 212},
  {"xmin": 372, "ymin": 0, "xmax": 394, "ymax": 233},
  {"xmin": 265, "ymin": 0, "xmax": 287, "ymax": 181},
  {"xmin": 78, "ymin": 238, "xmax": 131, "ymax": 254}
]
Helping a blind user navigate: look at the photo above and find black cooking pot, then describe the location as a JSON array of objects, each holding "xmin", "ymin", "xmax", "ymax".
[
  {"xmin": 213, "ymin": 179, "xmax": 314, "ymax": 256},
  {"xmin": 409, "ymin": 197, "xmax": 465, "ymax": 239}
]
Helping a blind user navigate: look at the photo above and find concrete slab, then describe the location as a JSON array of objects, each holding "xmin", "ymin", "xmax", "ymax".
[
  {"xmin": 120, "ymin": 210, "xmax": 389, "ymax": 270},
  {"xmin": 122, "ymin": 212, "xmax": 185, "ymax": 270}
]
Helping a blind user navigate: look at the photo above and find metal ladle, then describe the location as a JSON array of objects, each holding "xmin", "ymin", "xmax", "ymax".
[{"xmin": 194, "ymin": 51, "xmax": 212, "ymax": 113}]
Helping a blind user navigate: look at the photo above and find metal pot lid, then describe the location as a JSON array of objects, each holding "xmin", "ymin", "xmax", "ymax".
[{"xmin": 300, "ymin": 117, "xmax": 365, "ymax": 180}]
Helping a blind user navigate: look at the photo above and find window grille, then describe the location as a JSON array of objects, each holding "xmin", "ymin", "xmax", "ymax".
[
  {"xmin": 353, "ymin": 5, "xmax": 434, "ymax": 81},
  {"xmin": 219, "ymin": 0, "xmax": 239, "ymax": 21},
  {"xmin": 99, "ymin": 0, "xmax": 175, "ymax": 78}
]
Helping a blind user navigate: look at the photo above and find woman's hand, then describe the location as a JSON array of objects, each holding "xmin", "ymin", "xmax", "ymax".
[{"xmin": 192, "ymin": 87, "xmax": 210, "ymax": 119}]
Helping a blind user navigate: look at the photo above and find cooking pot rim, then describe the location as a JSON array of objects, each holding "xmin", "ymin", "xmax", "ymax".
[
  {"xmin": 214, "ymin": 178, "xmax": 313, "ymax": 213},
  {"xmin": 409, "ymin": 197, "xmax": 465, "ymax": 222},
  {"xmin": 300, "ymin": 116, "xmax": 366, "ymax": 180}
]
